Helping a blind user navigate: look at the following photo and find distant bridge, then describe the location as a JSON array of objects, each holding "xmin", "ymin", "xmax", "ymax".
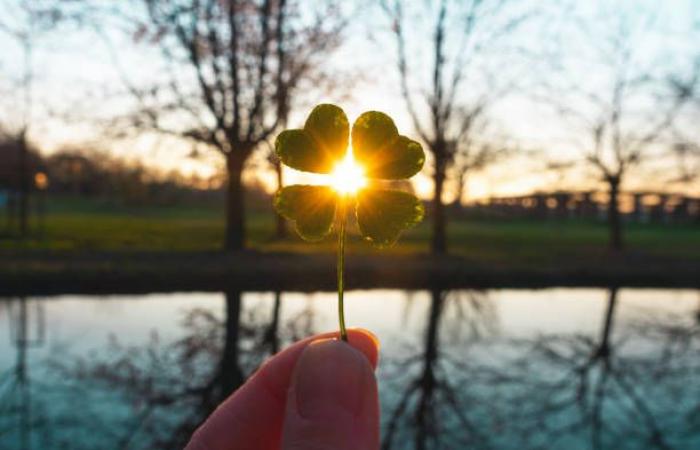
[{"xmin": 463, "ymin": 190, "xmax": 700, "ymax": 223}]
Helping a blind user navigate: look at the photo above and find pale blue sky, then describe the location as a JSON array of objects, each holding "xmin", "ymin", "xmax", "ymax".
[{"xmin": 0, "ymin": 0, "xmax": 698, "ymax": 200}]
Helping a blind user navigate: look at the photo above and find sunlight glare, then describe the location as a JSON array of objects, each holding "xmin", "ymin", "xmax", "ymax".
[{"xmin": 330, "ymin": 150, "xmax": 367, "ymax": 195}]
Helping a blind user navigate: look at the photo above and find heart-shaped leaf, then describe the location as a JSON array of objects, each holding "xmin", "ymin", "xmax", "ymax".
[
  {"xmin": 365, "ymin": 135, "xmax": 425, "ymax": 179},
  {"xmin": 305, "ymin": 103, "xmax": 350, "ymax": 158},
  {"xmin": 352, "ymin": 111, "xmax": 425, "ymax": 179},
  {"xmin": 274, "ymin": 185, "xmax": 338, "ymax": 241},
  {"xmin": 275, "ymin": 130, "xmax": 321, "ymax": 173},
  {"xmin": 352, "ymin": 111, "xmax": 398, "ymax": 155},
  {"xmin": 276, "ymin": 104, "xmax": 349, "ymax": 174},
  {"xmin": 356, "ymin": 189, "xmax": 424, "ymax": 247}
]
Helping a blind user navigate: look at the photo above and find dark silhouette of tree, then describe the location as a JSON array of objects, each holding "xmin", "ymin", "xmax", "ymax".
[
  {"xmin": 261, "ymin": 291, "xmax": 283, "ymax": 352},
  {"xmin": 380, "ymin": 0, "xmax": 530, "ymax": 254},
  {"xmin": 0, "ymin": 138, "xmax": 45, "ymax": 191},
  {"xmin": 43, "ymin": 147, "xmax": 227, "ymax": 206},
  {"xmin": 0, "ymin": 1, "xmax": 62, "ymax": 237},
  {"xmin": 83, "ymin": 0, "xmax": 346, "ymax": 251},
  {"xmin": 537, "ymin": 4, "xmax": 698, "ymax": 250}
]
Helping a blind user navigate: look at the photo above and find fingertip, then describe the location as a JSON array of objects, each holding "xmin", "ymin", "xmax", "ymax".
[
  {"xmin": 341, "ymin": 328, "xmax": 381, "ymax": 370},
  {"xmin": 282, "ymin": 339, "xmax": 380, "ymax": 450}
]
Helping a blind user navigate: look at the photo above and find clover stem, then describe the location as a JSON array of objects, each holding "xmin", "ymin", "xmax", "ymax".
[{"xmin": 337, "ymin": 194, "xmax": 348, "ymax": 342}]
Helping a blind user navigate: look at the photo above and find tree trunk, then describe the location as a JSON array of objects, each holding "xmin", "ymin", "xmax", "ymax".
[
  {"xmin": 450, "ymin": 169, "xmax": 466, "ymax": 209},
  {"xmin": 225, "ymin": 153, "xmax": 246, "ymax": 251},
  {"xmin": 274, "ymin": 159, "xmax": 287, "ymax": 239},
  {"xmin": 423, "ymin": 290, "xmax": 443, "ymax": 372},
  {"xmin": 18, "ymin": 133, "xmax": 29, "ymax": 237},
  {"xmin": 219, "ymin": 289, "xmax": 245, "ymax": 397},
  {"xmin": 431, "ymin": 153, "xmax": 447, "ymax": 254},
  {"xmin": 265, "ymin": 292, "xmax": 282, "ymax": 354},
  {"xmin": 16, "ymin": 297, "xmax": 30, "ymax": 450},
  {"xmin": 597, "ymin": 287, "xmax": 618, "ymax": 359},
  {"xmin": 607, "ymin": 177, "xmax": 623, "ymax": 251},
  {"xmin": 414, "ymin": 289, "xmax": 444, "ymax": 450}
]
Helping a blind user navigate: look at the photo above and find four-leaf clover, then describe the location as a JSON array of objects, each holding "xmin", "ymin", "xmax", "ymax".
[{"xmin": 274, "ymin": 104, "xmax": 425, "ymax": 247}]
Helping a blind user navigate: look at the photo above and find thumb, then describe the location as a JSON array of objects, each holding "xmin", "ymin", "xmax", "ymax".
[{"xmin": 281, "ymin": 339, "xmax": 380, "ymax": 450}]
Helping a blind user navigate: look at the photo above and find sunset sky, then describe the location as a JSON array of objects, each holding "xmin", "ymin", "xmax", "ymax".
[{"xmin": 1, "ymin": 0, "xmax": 698, "ymax": 201}]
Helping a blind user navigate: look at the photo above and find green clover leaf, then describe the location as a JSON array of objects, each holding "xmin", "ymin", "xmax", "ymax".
[
  {"xmin": 273, "ymin": 103, "xmax": 425, "ymax": 341},
  {"xmin": 352, "ymin": 111, "xmax": 425, "ymax": 179},
  {"xmin": 274, "ymin": 185, "xmax": 337, "ymax": 241},
  {"xmin": 275, "ymin": 104, "xmax": 349, "ymax": 174},
  {"xmin": 356, "ymin": 189, "xmax": 425, "ymax": 248},
  {"xmin": 274, "ymin": 104, "xmax": 425, "ymax": 246}
]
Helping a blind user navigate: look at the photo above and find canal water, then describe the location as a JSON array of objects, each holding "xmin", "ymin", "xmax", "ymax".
[{"xmin": 1, "ymin": 288, "xmax": 699, "ymax": 449}]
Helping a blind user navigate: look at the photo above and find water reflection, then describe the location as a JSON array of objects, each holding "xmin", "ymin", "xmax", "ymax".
[
  {"xmin": 1, "ymin": 298, "xmax": 46, "ymax": 450},
  {"xmin": 0, "ymin": 291, "xmax": 315, "ymax": 449},
  {"xmin": 493, "ymin": 289, "xmax": 700, "ymax": 450},
  {"xmin": 0, "ymin": 289, "xmax": 698, "ymax": 450},
  {"xmin": 382, "ymin": 290, "xmax": 498, "ymax": 450},
  {"xmin": 150, "ymin": 289, "xmax": 314, "ymax": 447}
]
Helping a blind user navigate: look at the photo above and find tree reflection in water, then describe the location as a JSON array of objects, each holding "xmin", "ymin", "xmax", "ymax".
[
  {"xmin": 46, "ymin": 290, "xmax": 316, "ymax": 450},
  {"xmin": 496, "ymin": 288, "xmax": 700, "ymax": 450},
  {"xmin": 381, "ymin": 289, "xmax": 700, "ymax": 450},
  {"xmin": 382, "ymin": 289, "xmax": 499, "ymax": 450},
  {"xmin": 4, "ymin": 289, "xmax": 699, "ymax": 450},
  {"xmin": 0, "ymin": 298, "xmax": 46, "ymax": 450}
]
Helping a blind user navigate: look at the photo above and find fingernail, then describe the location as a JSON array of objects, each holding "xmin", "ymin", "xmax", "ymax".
[
  {"xmin": 351, "ymin": 328, "xmax": 381, "ymax": 353},
  {"xmin": 293, "ymin": 339, "xmax": 372, "ymax": 419}
]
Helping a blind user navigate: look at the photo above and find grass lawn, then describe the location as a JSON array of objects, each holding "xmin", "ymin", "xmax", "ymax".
[{"xmin": 2, "ymin": 195, "xmax": 699, "ymax": 265}]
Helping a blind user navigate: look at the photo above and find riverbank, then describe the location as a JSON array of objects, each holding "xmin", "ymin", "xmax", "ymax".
[{"xmin": 2, "ymin": 249, "xmax": 698, "ymax": 296}]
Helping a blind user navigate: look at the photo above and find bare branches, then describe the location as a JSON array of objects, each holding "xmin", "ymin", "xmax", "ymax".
[
  {"xmin": 0, "ymin": 0, "xmax": 54, "ymax": 134},
  {"xmin": 228, "ymin": 0, "xmax": 242, "ymax": 138},
  {"xmin": 382, "ymin": 0, "xmax": 430, "ymax": 143},
  {"xmin": 84, "ymin": 0, "xmax": 346, "ymax": 161},
  {"xmin": 384, "ymin": 0, "xmax": 528, "ymax": 145},
  {"xmin": 381, "ymin": 0, "xmax": 528, "ymax": 251},
  {"xmin": 543, "ymin": 4, "xmax": 699, "ymax": 184},
  {"xmin": 430, "ymin": 0, "xmax": 448, "ymax": 141},
  {"xmin": 246, "ymin": 0, "xmax": 273, "ymax": 141}
]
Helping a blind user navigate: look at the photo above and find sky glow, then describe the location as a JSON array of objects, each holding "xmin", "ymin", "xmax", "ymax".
[{"xmin": 0, "ymin": 0, "xmax": 698, "ymax": 201}]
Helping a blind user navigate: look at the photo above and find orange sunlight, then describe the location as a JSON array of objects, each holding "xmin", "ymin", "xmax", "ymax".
[{"xmin": 329, "ymin": 150, "xmax": 367, "ymax": 195}]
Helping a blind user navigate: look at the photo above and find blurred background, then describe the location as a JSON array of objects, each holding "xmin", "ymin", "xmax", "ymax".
[{"xmin": 1, "ymin": 0, "xmax": 699, "ymax": 449}]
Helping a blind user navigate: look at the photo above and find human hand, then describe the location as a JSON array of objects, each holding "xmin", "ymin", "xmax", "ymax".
[{"xmin": 185, "ymin": 329, "xmax": 380, "ymax": 450}]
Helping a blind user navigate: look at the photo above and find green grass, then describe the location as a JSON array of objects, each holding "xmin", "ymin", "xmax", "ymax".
[{"xmin": 2, "ymin": 196, "xmax": 699, "ymax": 264}]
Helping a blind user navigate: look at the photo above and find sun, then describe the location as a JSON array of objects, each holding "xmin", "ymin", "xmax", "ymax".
[{"xmin": 330, "ymin": 150, "xmax": 367, "ymax": 195}]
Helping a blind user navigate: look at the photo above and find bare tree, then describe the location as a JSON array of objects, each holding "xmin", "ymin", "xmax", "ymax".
[
  {"xmin": 537, "ymin": 3, "xmax": 698, "ymax": 250},
  {"xmin": 0, "ymin": 1, "xmax": 62, "ymax": 236},
  {"xmin": 380, "ymin": 0, "xmax": 529, "ymax": 254},
  {"xmin": 83, "ymin": 0, "xmax": 346, "ymax": 251}
]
